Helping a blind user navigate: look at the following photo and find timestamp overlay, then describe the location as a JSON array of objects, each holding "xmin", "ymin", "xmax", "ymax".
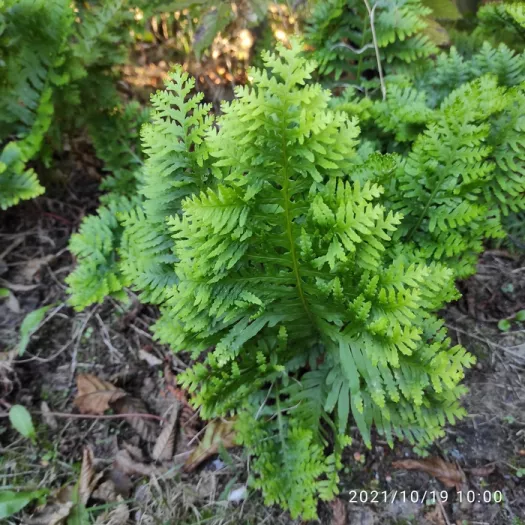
[{"xmin": 346, "ymin": 490, "xmax": 503, "ymax": 505}]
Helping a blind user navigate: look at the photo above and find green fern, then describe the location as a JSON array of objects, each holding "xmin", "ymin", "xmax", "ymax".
[
  {"xmin": 67, "ymin": 196, "xmax": 138, "ymax": 310},
  {"xmin": 0, "ymin": 0, "xmax": 71, "ymax": 209},
  {"xmin": 0, "ymin": 142, "xmax": 44, "ymax": 210},
  {"xmin": 123, "ymin": 42, "xmax": 474, "ymax": 518},
  {"xmin": 474, "ymin": 2, "xmax": 525, "ymax": 52},
  {"xmin": 118, "ymin": 69, "xmax": 215, "ymax": 304},
  {"xmin": 352, "ymin": 76, "xmax": 525, "ymax": 277}
]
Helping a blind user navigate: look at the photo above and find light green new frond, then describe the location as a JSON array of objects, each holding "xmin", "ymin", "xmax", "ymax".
[
  {"xmin": 140, "ymin": 67, "xmax": 214, "ymax": 222},
  {"xmin": 66, "ymin": 196, "xmax": 138, "ymax": 310},
  {"xmin": 115, "ymin": 67, "xmax": 215, "ymax": 307}
]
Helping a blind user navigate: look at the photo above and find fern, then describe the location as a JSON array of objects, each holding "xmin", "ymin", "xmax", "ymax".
[
  {"xmin": 306, "ymin": 0, "xmax": 437, "ymax": 85},
  {"xmin": 66, "ymin": 99, "xmax": 148, "ymax": 309},
  {"xmin": 0, "ymin": 142, "xmax": 44, "ymax": 210},
  {"xmin": 67, "ymin": 196, "xmax": 138, "ymax": 309},
  {"xmin": 0, "ymin": 0, "xmax": 72, "ymax": 137},
  {"xmin": 415, "ymin": 42, "xmax": 525, "ymax": 107},
  {"xmin": 351, "ymin": 76, "xmax": 525, "ymax": 277},
  {"xmin": 110, "ymin": 42, "xmax": 474, "ymax": 518},
  {"xmin": 117, "ymin": 69, "xmax": 215, "ymax": 304},
  {"xmin": 0, "ymin": 0, "xmax": 71, "ymax": 209},
  {"xmin": 474, "ymin": 2, "xmax": 525, "ymax": 52}
]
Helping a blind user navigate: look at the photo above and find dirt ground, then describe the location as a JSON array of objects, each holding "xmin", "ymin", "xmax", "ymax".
[{"xmin": 1, "ymin": 154, "xmax": 525, "ymax": 524}]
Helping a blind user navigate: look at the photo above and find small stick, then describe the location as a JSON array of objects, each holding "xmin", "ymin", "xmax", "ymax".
[
  {"xmin": 0, "ymin": 409, "xmax": 168, "ymax": 424},
  {"xmin": 363, "ymin": 0, "xmax": 386, "ymax": 100}
]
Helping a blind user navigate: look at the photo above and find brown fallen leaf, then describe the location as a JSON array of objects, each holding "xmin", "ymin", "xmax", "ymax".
[
  {"xmin": 122, "ymin": 442, "xmax": 146, "ymax": 463},
  {"xmin": 184, "ymin": 419, "xmax": 236, "ymax": 472},
  {"xmin": 24, "ymin": 486, "xmax": 75, "ymax": 525},
  {"xmin": 41, "ymin": 401, "xmax": 57, "ymax": 430},
  {"xmin": 79, "ymin": 446, "xmax": 103, "ymax": 505},
  {"xmin": 94, "ymin": 499, "xmax": 129, "ymax": 525},
  {"xmin": 152, "ymin": 402, "xmax": 179, "ymax": 462},
  {"xmin": 392, "ymin": 457, "xmax": 466, "ymax": 490},
  {"xmin": 92, "ymin": 479, "xmax": 119, "ymax": 502},
  {"xmin": 468, "ymin": 465, "xmax": 495, "ymax": 477},
  {"xmin": 424, "ymin": 504, "xmax": 447, "ymax": 525},
  {"xmin": 330, "ymin": 497, "xmax": 347, "ymax": 525},
  {"xmin": 24, "ymin": 501, "xmax": 75, "ymax": 525},
  {"xmin": 110, "ymin": 395, "xmax": 158, "ymax": 442},
  {"xmin": 139, "ymin": 348, "xmax": 163, "ymax": 367},
  {"xmin": 19, "ymin": 255, "xmax": 54, "ymax": 282},
  {"xmin": 114, "ymin": 448, "xmax": 164, "ymax": 477},
  {"xmin": 73, "ymin": 374, "xmax": 126, "ymax": 415}
]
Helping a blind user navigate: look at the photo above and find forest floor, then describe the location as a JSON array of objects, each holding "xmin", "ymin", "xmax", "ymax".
[{"xmin": 1, "ymin": 129, "xmax": 525, "ymax": 525}]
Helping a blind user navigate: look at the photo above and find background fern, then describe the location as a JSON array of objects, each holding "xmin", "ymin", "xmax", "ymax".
[{"xmin": 306, "ymin": 0, "xmax": 437, "ymax": 86}]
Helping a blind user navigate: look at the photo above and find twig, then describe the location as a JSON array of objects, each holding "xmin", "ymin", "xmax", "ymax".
[
  {"xmin": 330, "ymin": 42, "xmax": 375, "ymax": 55},
  {"xmin": 0, "ymin": 409, "xmax": 168, "ymax": 424},
  {"xmin": 437, "ymin": 497, "xmax": 452, "ymax": 525},
  {"xmin": 446, "ymin": 324, "xmax": 525, "ymax": 360},
  {"xmin": 363, "ymin": 0, "xmax": 386, "ymax": 100}
]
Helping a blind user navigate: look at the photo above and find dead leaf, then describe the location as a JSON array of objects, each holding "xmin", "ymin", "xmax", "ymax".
[
  {"xmin": 122, "ymin": 442, "xmax": 145, "ymax": 462},
  {"xmin": 73, "ymin": 374, "xmax": 126, "ymax": 415},
  {"xmin": 468, "ymin": 465, "xmax": 495, "ymax": 477},
  {"xmin": 23, "ymin": 486, "xmax": 75, "ymax": 525},
  {"xmin": 79, "ymin": 447, "xmax": 103, "ymax": 505},
  {"xmin": 0, "ymin": 278, "xmax": 40, "ymax": 291},
  {"xmin": 330, "ymin": 497, "xmax": 347, "ymax": 525},
  {"xmin": 25, "ymin": 501, "xmax": 75, "ymax": 525},
  {"xmin": 41, "ymin": 401, "xmax": 57, "ymax": 430},
  {"xmin": 19, "ymin": 255, "xmax": 54, "ymax": 282},
  {"xmin": 139, "ymin": 348, "xmax": 163, "ymax": 367},
  {"xmin": 94, "ymin": 500, "xmax": 129, "ymax": 525},
  {"xmin": 4, "ymin": 289, "xmax": 20, "ymax": 313},
  {"xmin": 110, "ymin": 395, "xmax": 158, "ymax": 442},
  {"xmin": 424, "ymin": 504, "xmax": 447, "ymax": 525},
  {"xmin": 152, "ymin": 403, "xmax": 179, "ymax": 462},
  {"xmin": 392, "ymin": 457, "xmax": 466, "ymax": 490},
  {"xmin": 184, "ymin": 419, "xmax": 236, "ymax": 472},
  {"xmin": 92, "ymin": 480, "xmax": 119, "ymax": 502},
  {"xmin": 114, "ymin": 448, "xmax": 162, "ymax": 477}
]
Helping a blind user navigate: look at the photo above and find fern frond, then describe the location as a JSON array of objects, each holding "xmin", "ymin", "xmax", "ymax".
[
  {"xmin": 0, "ymin": 142, "xmax": 44, "ymax": 210},
  {"xmin": 66, "ymin": 196, "xmax": 139, "ymax": 310}
]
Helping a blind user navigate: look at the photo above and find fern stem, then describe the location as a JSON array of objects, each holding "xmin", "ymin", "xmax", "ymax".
[
  {"xmin": 280, "ymin": 121, "xmax": 315, "ymax": 325},
  {"xmin": 363, "ymin": 0, "xmax": 386, "ymax": 100},
  {"xmin": 275, "ymin": 384, "xmax": 287, "ymax": 452},
  {"xmin": 407, "ymin": 168, "xmax": 448, "ymax": 241},
  {"xmin": 355, "ymin": 10, "xmax": 369, "ymax": 86}
]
